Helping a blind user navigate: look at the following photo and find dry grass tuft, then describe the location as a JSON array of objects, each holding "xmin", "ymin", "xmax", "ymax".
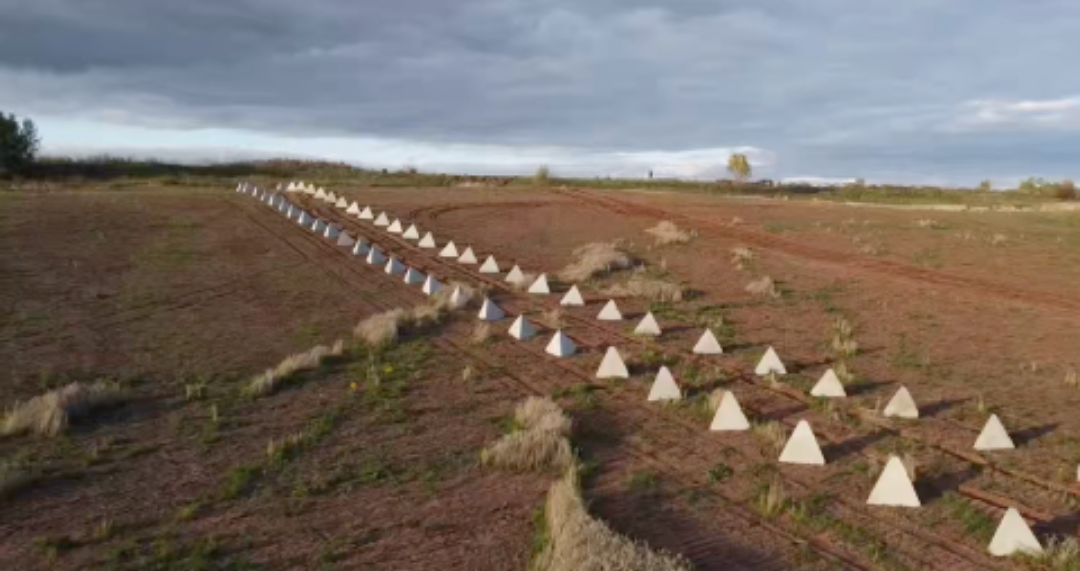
[
  {"xmin": 645, "ymin": 221, "xmax": 694, "ymax": 246},
  {"xmin": 1065, "ymin": 367, "xmax": 1078, "ymax": 388},
  {"xmin": 354, "ymin": 309, "xmax": 407, "ymax": 348},
  {"xmin": 1024, "ymin": 536, "xmax": 1080, "ymax": 570},
  {"xmin": 731, "ymin": 246, "xmax": 754, "ymax": 271},
  {"xmin": 245, "ymin": 341, "xmax": 345, "ymax": 397},
  {"xmin": 431, "ymin": 281, "xmax": 477, "ymax": 311},
  {"xmin": 509, "ymin": 273, "xmax": 539, "ymax": 292},
  {"xmin": 471, "ymin": 322, "xmax": 493, "ymax": 345},
  {"xmin": 2, "ymin": 381, "xmax": 126, "ymax": 437},
  {"xmin": 745, "ymin": 276, "xmax": 780, "ymax": 298},
  {"xmin": 535, "ymin": 467, "xmax": 693, "ymax": 571},
  {"xmin": 752, "ymin": 420, "xmax": 787, "ymax": 452},
  {"xmin": 754, "ymin": 477, "xmax": 788, "ymax": 518},
  {"xmin": 558, "ymin": 242, "xmax": 634, "ymax": 282},
  {"xmin": 481, "ymin": 397, "xmax": 573, "ymax": 473},
  {"xmin": 539, "ymin": 308, "xmax": 564, "ymax": 330},
  {"xmin": 601, "ymin": 275, "xmax": 686, "ymax": 302},
  {"xmin": 707, "ymin": 389, "xmax": 726, "ymax": 412}
]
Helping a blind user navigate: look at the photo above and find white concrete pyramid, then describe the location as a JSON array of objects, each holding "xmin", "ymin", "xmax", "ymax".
[
  {"xmin": 528, "ymin": 273, "xmax": 551, "ymax": 294},
  {"xmin": 779, "ymin": 420, "xmax": 826, "ymax": 465},
  {"xmin": 374, "ymin": 212, "xmax": 390, "ymax": 227},
  {"xmin": 311, "ymin": 218, "xmax": 328, "ymax": 234},
  {"xmin": 235, "ymin": 183, "xmax": 243, "ymax": 193},
  {"xmin": 505, "ymin": 265, "xmax": 526, "ymax": 285},
  {"xmin": 755, "ymin": 347, "xmax": 787, "ymax": 376},
  {"xmin": 811, "ymin": 369, "xmax": 846, "ymax": 398},
  {"xmin": 477, "ymin": 298, "xmax": 505, "ymax": 321},
  {"xmin": 276, "ymin": 183, "xmax": 283, "ymax": 191},
  {"xmin": 305, "ymin": 184, "xmax": 316, "ymax": 195},
  {"xmin": 596, "ymin": 347, "xmax": 629, "ymax": 379},
  {"xmin": 286, "ymin": 205, "xmax": 297, "ymax": 219},
  {"xmin": 351, "ymin": 239, "xmax": 370, "ymax": 256},
  {"xmin": 366, "ymin": 246, "xmax": 386, "ymax": 265},
  {"xmin": 693, "ymin": 329, "xmax": 723, "ymax": 355},
  {"xmin": 634, "ymin": 312, "xmax": 662, "ymax": 336},
  {"xmin": 422, "ymin": 275, "xmax": 442, "ymax": 296},
  {"xmin": 297, "ymin": 211, "xmax": 312, "ymax": 226},
  {"xmin": 479, "ymin": 256, "xmax": 500, "ymax": 274},
  {"xmin": 403, "ymin": 267, "xmax": 425, "ymax": 285},
  {"xmin": 508, "ymin": 315, "xmax": 537, "ymax": 341},
  {"xmin": 458, "ymin": 247, "xmax": 478, "ymax": 264},
  {"xmin": 597, "ymin": 300, "xmax": 623, "ymax": 321},
  {"xmin": 285, "ymin": 182, "xmax": 296, "ymax": 192},
  {"xmin": 385, "ymin": 257, "xmax": 406, "ymax": 276},
  {"xmin": 439, "ymin": 241, "xmax": 460, "ymax": 258},
  {"xmin": 324, "ymin": 224, "xmax": 341, "ymax": 240},
  {"xmin": 336, "ymin": 232, "xmax": 356, "ymax": 247},
  {"xmin": 449, "ymin": 286, "xmax": 470, "ymax": 309},
  {"xmin": 647, "ymin": 367, "xmax": 681, "ymax": 402},
  {"xmin": 545, "ymin": 330, "xmax": 576, "ymax": 357},
  {"xmin": 974, "ymin": 414, "xmax": 1015, "ymax": 451},
  {"xmin": 988, "ymin": 508, "xmax": 1042, "ymax": 557},
  {"xmin": 418, "ymin": 232, "xmax": 436, "ymax": 248},
  {"xmin": 560, "ymin": 285, "xmax": 585, "ymax": 307},
  {"xmin": 359, "ymin": 206, "xmax": 374, "ymax": 220},
  {"xmin": 335, "ymin": 197, "xmax": 349, "ymax": 209},
  {"xmin": 346, "ymin": 201, "xmax": 361, "ymax": 215},
  {"xmin": 403, "ymin": 224, "xmax": 420, "ymax": 240},
  {"xmin": 387, "ymin": 219, "xmax": 404, "ymax": 234},
  {"xmin": 315, "ymin": 188, "xmax": 328, "ymax": 200},
  {"xmin": 710, "ymin": 391, "xmax": 750, "ymax": 431},
  {"xmin": 867, "ymin": 456, "xmax": 921, "ymax": 507},
  {"xmin": 883, "ymin": 386, "xmax": 919, "ymax": 419},
  {"xmin": 324, "ymin": 190, "xmax": 336, "ymax": 203}
]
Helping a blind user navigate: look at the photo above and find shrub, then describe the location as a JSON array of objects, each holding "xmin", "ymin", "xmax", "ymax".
[
  {"xmin": 481, "ymin": 397, "xmax": 573, "ymax": 472},
  {"xmin": 645, "ymin": 221, "xmax": 693, "ymax": 246},
  {"xmin": 535, "ymin": 165, "xmax": 551, "ymax": 186},
  {"xmin": 2, "ymin": 381, "xmax": 125, "ymax": 437}
]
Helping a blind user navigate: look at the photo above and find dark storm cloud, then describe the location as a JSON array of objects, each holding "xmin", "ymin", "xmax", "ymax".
[{"xmin": 4, "ymin": 0, "xmax": 1080, "ymax": 183}]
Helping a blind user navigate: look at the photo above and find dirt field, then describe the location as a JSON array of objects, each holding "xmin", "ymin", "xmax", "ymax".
[{"xmin": 2, "ymin": 179, "xmax": 1079, "ymax": 570}]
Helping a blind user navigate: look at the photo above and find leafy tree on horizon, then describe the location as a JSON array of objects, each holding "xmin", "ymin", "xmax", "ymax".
[
  {"xmin": 0, "ymin": 111, "xmax": 40, "ymax": 175},
  {"xmin": 726, "ymin": 153, "xmax": 751, "ymax": 182}
]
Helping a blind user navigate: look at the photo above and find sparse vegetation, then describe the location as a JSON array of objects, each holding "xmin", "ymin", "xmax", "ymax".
[
  {"xmin": 601, "ymin": 274, "xmax": 687, "ymax": 302},
  {"xmin": 645, "ymin": 221, "xmax": 694, "ymax": 246},
  {"xmin": 558, "ymin": 242, "xmax": 634, "ymax": 282},
  {"xmin": 0, "ymin": 458, "xmax": 36, "ymax": 498},
  {"xmin": 2, "ymin": 381, "xmax": 126, "ymax": 437},
  {"xmin": 243, "ymin": 340, "xmax": 345, "ymax": 397},
  {"xmin": 752, "ymin": 421, "xmax": 787, "ymax": 452}
]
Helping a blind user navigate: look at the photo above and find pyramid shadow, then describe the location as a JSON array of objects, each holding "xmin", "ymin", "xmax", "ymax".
[
  {"xmin": 662, "ymin": 325, "xmax": 695, "ymax": 335},
  {"xmin": 760, "ymin": 403, "xmax": 808, "ymax": 421},
  {"xmin": 1039, "ymin": 511, "xmax": 1080, "ymax": 536},
  {"xmin": 845, "ymin": 380, "xmax": 893, "ymax": 397},
  {"xmin": 1012, "ymin": 423, "xmax": 1059, "ymax": 447},
  {"xmin": 821, "ymin": 430, "xmax": 890, "ymax": 462},
  {"xmin": 786, "ymin": 358, "xmax": 831, "ymax": 375},
  {"xmin": 920, "ymin": 398, "xmax": 968, "ymax": 418},
  {"xmin": 916, "ymin": 465, "xmax": 982, "ymax": 504}
]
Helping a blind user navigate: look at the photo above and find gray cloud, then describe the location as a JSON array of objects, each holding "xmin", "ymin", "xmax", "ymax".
[{"xmin": 4, "ymin": 0, "xmax": 1080, "ymax": 184}]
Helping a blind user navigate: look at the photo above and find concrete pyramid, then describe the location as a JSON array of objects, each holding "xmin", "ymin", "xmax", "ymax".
[
  {"xmin": 710, "ymin": 391, "xmax": 750, "ymax": 431},
  {"xmin": 811, "ymin": 369, "xmax": 847, "ymax": 398},
  {"xmin": 439, "ymin": 241, "xmax": 459, "ymax": 258},
  {"xmin": 647, "ymin": 366, "xmax": 681, "ymax": 402},
  {"xmin": 305, "ymin": 184, "xmax": 316, "ymax": 195},
  {"xmin": 505, "ymin": 265, "xmax": 526, "ymax": 285},
  {"xmin": 403, "ymin": 267, "xmax": 425, "ymax": 285},
  {"xmin": 974, "ymin": 414, "xmax": 1015, "ymax": 451},
  {"xmin": 422, "ymin": 275, "xmax": 442, "ymax": 296},
  {"xmin": 449, "ymin": 286, "xmax": 470, "ymax": 309},
  {"xmin": 545, "ymin": 330, "xmax": 577, "ymax": 357},
  {"xmin": 236, "ymin": 182, "xmax": 244, "ymax": 193},
  {"xmin": 276, "ymin": 183, "xmax": 283, "ymax": 191},
  {"xmin": 597, "ymin": 299, "xmax": 623, "ymax": 321},
  {"xmin": 297, "ymin": 211, "xmax": 312, "ymax": 226},
  {"xmin": 385, "ymin": 257, "xmax": 406, "ymax": 276},
  {"xmin": 883, "ymin": 386, "xmax": 919, "ymax": 419},
  {"xmin": 336, "ymin": 232, "xmax": 356, "ymax": 247},
  {"xmin": 596, "ymin": 347, "xmax": 629, "ymax": 379},
  {"xmin": 528, "ymin": 274, "xmax": 551, "ymax": 295},
  {"xmin": 418, "ymin": 232, "xmax": 436, "ymax": 248},
  {"xmin": 286, "ymin": 205, "xmax": 297, "ymax": 219},
  {"xmin": 754, "ymin": 346, "xmax": 787, "ymax": 376},
  {"xmin": 868, "ymin": 456, "xmax": 920, "ymax": 507},
  {"xmin": 458, "ymin": 247, "xmax": 478, "ymax": 264},
  {"xmin": 359, "ymin": 206, "xmax": 374, "ymax": 220},
  {"xmin": 315, "ymin": 188, "xmax": 328, "ymax": 200},
  {"xmin": 477, "ymin": 298, "xmax": 505, "ymax": 321},
  {"xmin": 634, "ymin": 312, "xmax": 662, "ymax": 336},
  {"xmin": 693, "ymin": 329, "xmax": 723, "ymax": 355},
  {"xmin": 560, "ymin": 285, "xmax": 585, "ymax": 307},
  {"xmin": 374, "ymin": 212, "xmax": 390, "ymax": 227},
  {"xmin": 311, "ymin": 218, "xmax": 328, "ymax": 234},
  {"xmin": 286, "ymin": 182, "xmax": 296, "ymax": 192},
  {"xmin": 387, "ymin": 219, "xmax": 404, "ymax": 234},
  {"xmin": 779, "ymin": 420, "xmax": 826, "ymax": 465},
  {"xmin": 403, "ymin": 224, "xmax": 420, "ymax": 240},
  {"xmin": 479, "ymin": 255, "xmax": 501, "ymax": 274},
  {"xmin": 366, "ymin": 246, "xmax": 386, "ymax": 265},
  {"xmin": 335, "ymin": 197, "xmax": 349, "ymax": 209},
  {"xmin": 508, "ymin": 315, "xmax": 537, "ymax": 341},
  {"xmin": 346, "ymin": 201, "xmax": 361, "ymax": 215},
  {"xmin": 351, "ymin": 239, "xmax": 370, "ymax": 256},
  {"xmin": 324, "ymin": 224, "xmax": 341, "ymax": 240},
  {"xmin": 323, "ymin": 190, "xmax": 336, "ymax": 203},
  {"xmin": 988, "ymin": 508, "xmax": 1042, "ymax": 557}
]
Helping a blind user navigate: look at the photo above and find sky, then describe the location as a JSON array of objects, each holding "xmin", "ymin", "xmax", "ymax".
[{"xmin": 3, "ymin": 1, "xmax": 1080, "ymax": 186}]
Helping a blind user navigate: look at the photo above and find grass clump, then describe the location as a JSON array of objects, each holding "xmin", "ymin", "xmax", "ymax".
[
  {"xmin": 645, "ymin": 221, "xmax": 694, "ymax": 246},
  {"xmin": 752, "ymin": 420, "xmax": 787, "ymax": 453},
  {"xmin": 558, "ymin": 242, "xmax": 634, "ymax": 282},
  {"xmin": 481, "ymin": 397, "xmax": 573, "ymax": 473},
  {"xmin": 243, "ymin": 340, "xmax": 345, "ymax": 397},
  {"xmin": 1021, "ymin": 536, "xmax": 1080, "ymax": 570},
  {"xmin": 533, "ymin": 467, "xmax": 692, "ymax": 571},
  {"xmin": 2, "ymin": 381, "xmax": 126, "ymax": 437},
  {"xmin": 731, "ymin": 246, "xmax": 754, "ymax": 271},
  {"xmin": 745, "ymin": 276, "xmax": 780, "ymax": 298},
  {"xmin": 0, "ymin": 459, "xmax": 37, "ymax": 498},
  {"xmin": 601, "ymin": 274, "xmax": 687, "ymax": 302}
]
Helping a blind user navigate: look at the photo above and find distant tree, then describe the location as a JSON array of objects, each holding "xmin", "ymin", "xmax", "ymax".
[
  {"xmin": 1058, "ymin": 179, "xmax": 1077, "ymax": 201},
  {"xmin": 534, "ymin": 165, "xmax": 550, "ymax": 185},
  {"xmin": 978, "ymin": 180, "xmax": 992, "ymax": 192},
  {"xmin": 726, "ymin": 153, "xmax": 751, "ymax": 182},
  {"xmin": 0, "ymin": 111, "xmax": 40, "ymax": 175}
]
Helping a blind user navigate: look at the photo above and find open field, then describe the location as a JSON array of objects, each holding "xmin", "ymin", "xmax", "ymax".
[{"xmin": 3, "ymin": 169, "xmax": 1080, "ymax": 570}]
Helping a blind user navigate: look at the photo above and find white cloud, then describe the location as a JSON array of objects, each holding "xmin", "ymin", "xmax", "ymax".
[{"xmin": 955, "ymin": 96, "xmax": 1080, "ymax": 130}]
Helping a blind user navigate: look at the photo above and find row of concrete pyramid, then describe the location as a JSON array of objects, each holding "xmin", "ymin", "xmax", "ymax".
[{"xmin": 244, "ymin": 181, "xmax": 1045, "ymax": 557}]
